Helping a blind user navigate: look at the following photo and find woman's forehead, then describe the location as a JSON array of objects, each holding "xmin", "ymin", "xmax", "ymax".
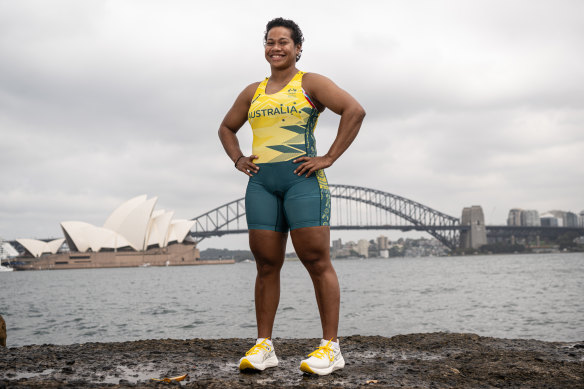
[{"xmin": 266, "ymin": 26, "xmax": 292, "ymax": 40}]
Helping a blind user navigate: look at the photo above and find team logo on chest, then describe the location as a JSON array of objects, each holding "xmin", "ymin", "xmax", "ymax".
[{"xmin": 248, "ymin": 104, "xmax": 298, "ymax": 119}]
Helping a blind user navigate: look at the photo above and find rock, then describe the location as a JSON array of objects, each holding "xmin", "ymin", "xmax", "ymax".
[
  {"xmin": 0, "ymin": 315, "xmax": 6, "ymax": 347},
  {"xmin": 1, "ymin": 334, "xmax": 583, "ymax": 388}
]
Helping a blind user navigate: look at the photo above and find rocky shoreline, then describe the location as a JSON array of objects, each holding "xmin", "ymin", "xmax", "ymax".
[{"xmin": 1, "ymin": 333, "xmax": 583, "ymax": 388}]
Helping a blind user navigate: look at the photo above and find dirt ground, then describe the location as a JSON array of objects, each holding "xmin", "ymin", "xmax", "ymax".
[{"xmin": 1, "ymin": 333, "xmax": 583, "ymax": 388}]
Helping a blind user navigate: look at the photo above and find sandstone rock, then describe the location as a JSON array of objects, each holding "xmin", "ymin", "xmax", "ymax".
[{"xmin": 0, "ymin": 315, "xmax": 6, "ymax": 347}]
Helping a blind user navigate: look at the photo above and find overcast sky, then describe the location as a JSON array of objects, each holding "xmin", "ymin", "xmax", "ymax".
[{"xmin": 1, "ymin": 0, "xmax": 583, "ymax": 250}]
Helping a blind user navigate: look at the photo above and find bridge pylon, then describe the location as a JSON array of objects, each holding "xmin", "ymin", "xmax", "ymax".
[{"xmin": 460, "ymin": 206, "xmax": 487, "ymax": 249}]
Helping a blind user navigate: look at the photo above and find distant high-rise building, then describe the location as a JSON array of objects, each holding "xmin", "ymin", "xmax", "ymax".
[
  {"xmin": 540, "ymin": 213, "xmax": 560, "ymax": 227},
  {"xmin": 547, "ymin": 210, "xmax": 578, "ymax": 227},
  {"xmin": 548, "ymin": 210, "xmax": 566, "ymax": 226},
  {"xmin": 521, "ymin": 210, "xmax": 541, "ymax": 226},
  {"xmin": 565, "ymin": 212, "xmax": 578, "ymax": 227},
  {"xmin": 356, "ymin": 239, "xmax": 369, "ymax": 258},
  {"xmin": 332, "ymin": 238, "xmax": 342, "ymax": 251},
  {"xmin": 377, "ymin": 235, "xmax": 388, "ymax": 250},
  {"xmin": 579, "ymin": 211, "xmax": 584, "ymax": 228},
  {"xmin": 507, "ymin": 209, "xmax": 523, "ymax": 226}
]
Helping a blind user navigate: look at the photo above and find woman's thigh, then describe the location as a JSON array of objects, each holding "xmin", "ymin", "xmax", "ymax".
[
  {"xmin": 249, "ymin": 229, "xmax": 288, "ymax": 269},
  {"xmin": 290, "ymin": 226, "xmax": 330, "ymax": 262}
]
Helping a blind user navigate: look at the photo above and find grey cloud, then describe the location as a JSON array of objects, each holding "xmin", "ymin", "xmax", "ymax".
[{"xmin": 1, "ymin": 1, "xmax": 583, "ymax": 248}]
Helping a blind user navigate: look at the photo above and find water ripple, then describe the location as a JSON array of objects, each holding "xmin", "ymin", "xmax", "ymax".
[{"xmin": 1, "ymin": 253, "xmax": 583, "ymax": 347}]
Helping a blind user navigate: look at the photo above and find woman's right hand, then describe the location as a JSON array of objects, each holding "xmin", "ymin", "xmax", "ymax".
[{"xmin": 235, "ymin": 155, "xmax": 260, "ymax": 177}]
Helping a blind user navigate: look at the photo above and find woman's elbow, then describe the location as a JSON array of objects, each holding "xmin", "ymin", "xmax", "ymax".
[
  {"xmin": 354, "ymin": 105, "xmax": 366, "ymax": 122},
  {"xmin": 218, "ymin": 124, "xmax": 233, "ymax": 139}
]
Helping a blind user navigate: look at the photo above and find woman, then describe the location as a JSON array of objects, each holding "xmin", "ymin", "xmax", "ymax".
[{"xmin": 218, "ymin": 17, "xmax": 365, "ymax": 376}]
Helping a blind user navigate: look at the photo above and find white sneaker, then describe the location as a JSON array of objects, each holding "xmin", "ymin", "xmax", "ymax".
[
  {"xmin": 239, "ymin": 338, "xmax": 279, "ymax": 371},
  {"xmin": 300, "ymin": 339, "xmax": 345, "ymax": 375}
]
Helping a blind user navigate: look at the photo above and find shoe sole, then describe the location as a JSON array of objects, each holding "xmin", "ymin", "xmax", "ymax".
[
  {"xmin": 239, "ymin": 355, "xmax": 279, "ymax": 371},
  {"xmin": 300, "ymin": 356, "xmax": 345, "ymax": 376}
]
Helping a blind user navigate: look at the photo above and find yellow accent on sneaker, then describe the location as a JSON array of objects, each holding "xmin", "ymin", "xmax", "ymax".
[
  {"xmin": 300, "ymin": 361, "xmax": 315, "ymax": 374},
  {"xmin": 238, "ymin": 338, "xmax": 278, "ymax": 371},
  {"xmin": 239, "ymin": 359, "xmax": 255, "ymax": 370},
  {"xmin": 245, "ymin": 338, "xmax": 271, "ymax": 357},
  {"xmin": 299, "ymin": 339, "xmax": 345, "ymax": 375},
  {"xmin": 307, "ymin": 339, "xmax": 335, "ymax": 362}
]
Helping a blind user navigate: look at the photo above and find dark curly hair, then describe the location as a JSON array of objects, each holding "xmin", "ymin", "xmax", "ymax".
[{"xmin": 264, "ymin": 17, "xmax": 304, "ymax": 62}]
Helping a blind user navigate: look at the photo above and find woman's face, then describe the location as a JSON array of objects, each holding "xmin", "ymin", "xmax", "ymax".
[{"xmin": 264, "ymin": 26, "xmax": 300, "ymax": 69}]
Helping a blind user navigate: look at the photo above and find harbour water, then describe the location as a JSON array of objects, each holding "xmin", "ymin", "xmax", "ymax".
[{"xmin": 1, "ymin": 253, "xmax": 582, "ymax": 347}]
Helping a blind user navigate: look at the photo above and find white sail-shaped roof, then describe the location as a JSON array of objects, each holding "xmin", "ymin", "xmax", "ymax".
[
  {"xmin": 61, "ymin": 221, "xmax": 95, "ymax": 252},
  {"xmin": 85, "ymin": 226, "xmax": 133, "ymax": 252},
  {"xmin": 114, "ymin": 196, "xmax": 158, "ymax": 250},
  {"xmin": 103, "ymin": 195, "xmax": 148, "ymax": 231},
  {"xmin": 18, "ymin": 195, "xmax": 196, "ymax": 256},
  {"xmin": 16, "ymin": 238, "xmax": 65, "ymax": 258},
  {"xmin": 167, "ymin": 220, "xmax": 195, "ymax": 244},
  {"xmin": 61, "ymin": 221, "xmax": 133, "ymax": 252},
  {"xmin": 47, "ymin": 238, "xmax": 66, "ymax": 254},
  {"xmin": 146, "ymin": 210, "xmax": 174, "ymax": 248}
]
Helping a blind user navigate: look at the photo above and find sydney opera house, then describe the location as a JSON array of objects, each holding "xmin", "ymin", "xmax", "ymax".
[{"xmin": 12, "ymin": 195, "xmax": 224, "ymax": 270}]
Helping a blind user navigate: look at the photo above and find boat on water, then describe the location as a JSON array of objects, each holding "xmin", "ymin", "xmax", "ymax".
[{"xmin": 0, "ymin": 263, "xmax": 13, "ymax": 272}]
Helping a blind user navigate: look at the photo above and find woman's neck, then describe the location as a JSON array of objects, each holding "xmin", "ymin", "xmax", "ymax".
[{"xmin": 269, "ymin": 66, "xmax": 299, "ymax": 82}]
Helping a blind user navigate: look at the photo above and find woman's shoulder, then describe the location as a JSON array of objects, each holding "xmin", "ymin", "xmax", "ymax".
[
  {"xmin": 238, "ymin": 81, "xmax": 263, "ymax": 101},
  {"xmin": 301, "ymin": 72, "xmax": 330, "ymax": 82},
  {"xmin": 243, "ymin": 81, "xmax": 262, "ymax": 93},
  {"xmin": 301, "ymin": 72, "xmax": 334, "ymax": 90}
]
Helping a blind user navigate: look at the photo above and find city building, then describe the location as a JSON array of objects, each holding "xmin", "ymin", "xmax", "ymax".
[
  {"xmin": 377, "ymin": 235, "xmax": 389, "ymax": 258},
  {"xmin": 356, "ymin": 239, "xmax": 369, "ymax": 258},
  {"xmin": 540, "ymin": 212, "xmax": 560, "ymax": 227},
  {"xmin": 565, "ymin": 212, "xmax": 579, "ymax": 228},
  {"xmin": 521, "ymin": 210, "xmax": 541, "ymax": 226},
  {"xmin": 377, "ymin": 235, "xmax": 389, "ymax": 250},
  {"xmin": 0, "ymin": 239, "xmax": 19, "ymax": 261},
  {"xmin": 507, "ymin": 209, "xmax": 523, "ymax": 226},
  {"xmin": 507, "ymin": 209, "xmax": 541, "ymax": 227},
  {"xmin": 332, "ymin": 238, "xmax": 342, "ymax": 251},
  {"xmin": 580, "ymin": 211, "xmax": 584, "ymax": 228}
]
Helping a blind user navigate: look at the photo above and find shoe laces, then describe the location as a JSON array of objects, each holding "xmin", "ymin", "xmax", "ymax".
[
  {"xmin": 245, "ymin": 338, "xmax": 271, "ymax": 356},
  {"xmin": 308, "ymin": 339, "xmax": 335, "ymax": 361}
]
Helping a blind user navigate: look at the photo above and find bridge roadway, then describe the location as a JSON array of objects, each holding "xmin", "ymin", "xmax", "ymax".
[{"xmin": 189, "ymin": 184, "xmax": 583, "ymax": 250}]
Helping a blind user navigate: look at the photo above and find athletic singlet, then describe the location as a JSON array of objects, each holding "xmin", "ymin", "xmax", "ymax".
[
  {"xmin": 248, "ymin": 71, "xmax": 319, "ymax": 164},
  {"xmin": 245, "ymin": 71, "xmax": 330, "ymax": 232}
]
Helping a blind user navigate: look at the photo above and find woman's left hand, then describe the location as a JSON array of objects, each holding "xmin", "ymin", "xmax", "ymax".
[{"xmin": 293, "ymin": 155, "xmax": 334, "ymax": 177}]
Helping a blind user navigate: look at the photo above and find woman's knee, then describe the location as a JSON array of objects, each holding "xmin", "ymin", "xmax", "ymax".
[
  {"xmin": 255, "ymin": 257, "xmax": 283, "ymax": 277},
  {"xmin": 300, "ymin": 255, "xmax": 332, "ymax": 277}
]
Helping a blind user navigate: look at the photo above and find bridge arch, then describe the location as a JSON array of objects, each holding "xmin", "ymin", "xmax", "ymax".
[{"xmin": 190, "ymin": 184, "xmax": 462, "ymax": 249}]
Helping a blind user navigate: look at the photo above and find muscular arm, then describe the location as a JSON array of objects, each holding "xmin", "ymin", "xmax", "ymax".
[
  {"xmin": 218, "ymin": 82, "xmax": 260, "ymax": 176},
  {"xmin": 294, "ymin": 73, "xmax": 366, "ymax": 177}
]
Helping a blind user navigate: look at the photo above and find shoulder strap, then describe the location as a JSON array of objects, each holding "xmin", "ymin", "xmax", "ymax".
[{"xmin": 251, "ymin": 78, "xmax": 268, "ymax": 101}]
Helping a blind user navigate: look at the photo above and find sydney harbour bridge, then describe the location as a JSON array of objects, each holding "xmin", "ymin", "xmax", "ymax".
[{"xmin": 189, "ymin": 184, "xmax": 582, "ymax": 250}]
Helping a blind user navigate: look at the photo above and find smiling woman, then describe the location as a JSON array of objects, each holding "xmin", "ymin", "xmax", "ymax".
[{"xmin": 218, "ymin": 17, "xmax": 365, "ymax": 376}]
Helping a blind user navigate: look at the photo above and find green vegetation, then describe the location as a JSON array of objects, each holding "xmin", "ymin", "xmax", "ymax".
[{"xmin": 557, "ymin": 232, "xmax": 581, "ymax": 250}]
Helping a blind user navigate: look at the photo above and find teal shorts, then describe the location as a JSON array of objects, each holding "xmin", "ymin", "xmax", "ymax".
[{"xmin": 245, "ymin": 160, "xmax": 331, "ymax": 232}]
